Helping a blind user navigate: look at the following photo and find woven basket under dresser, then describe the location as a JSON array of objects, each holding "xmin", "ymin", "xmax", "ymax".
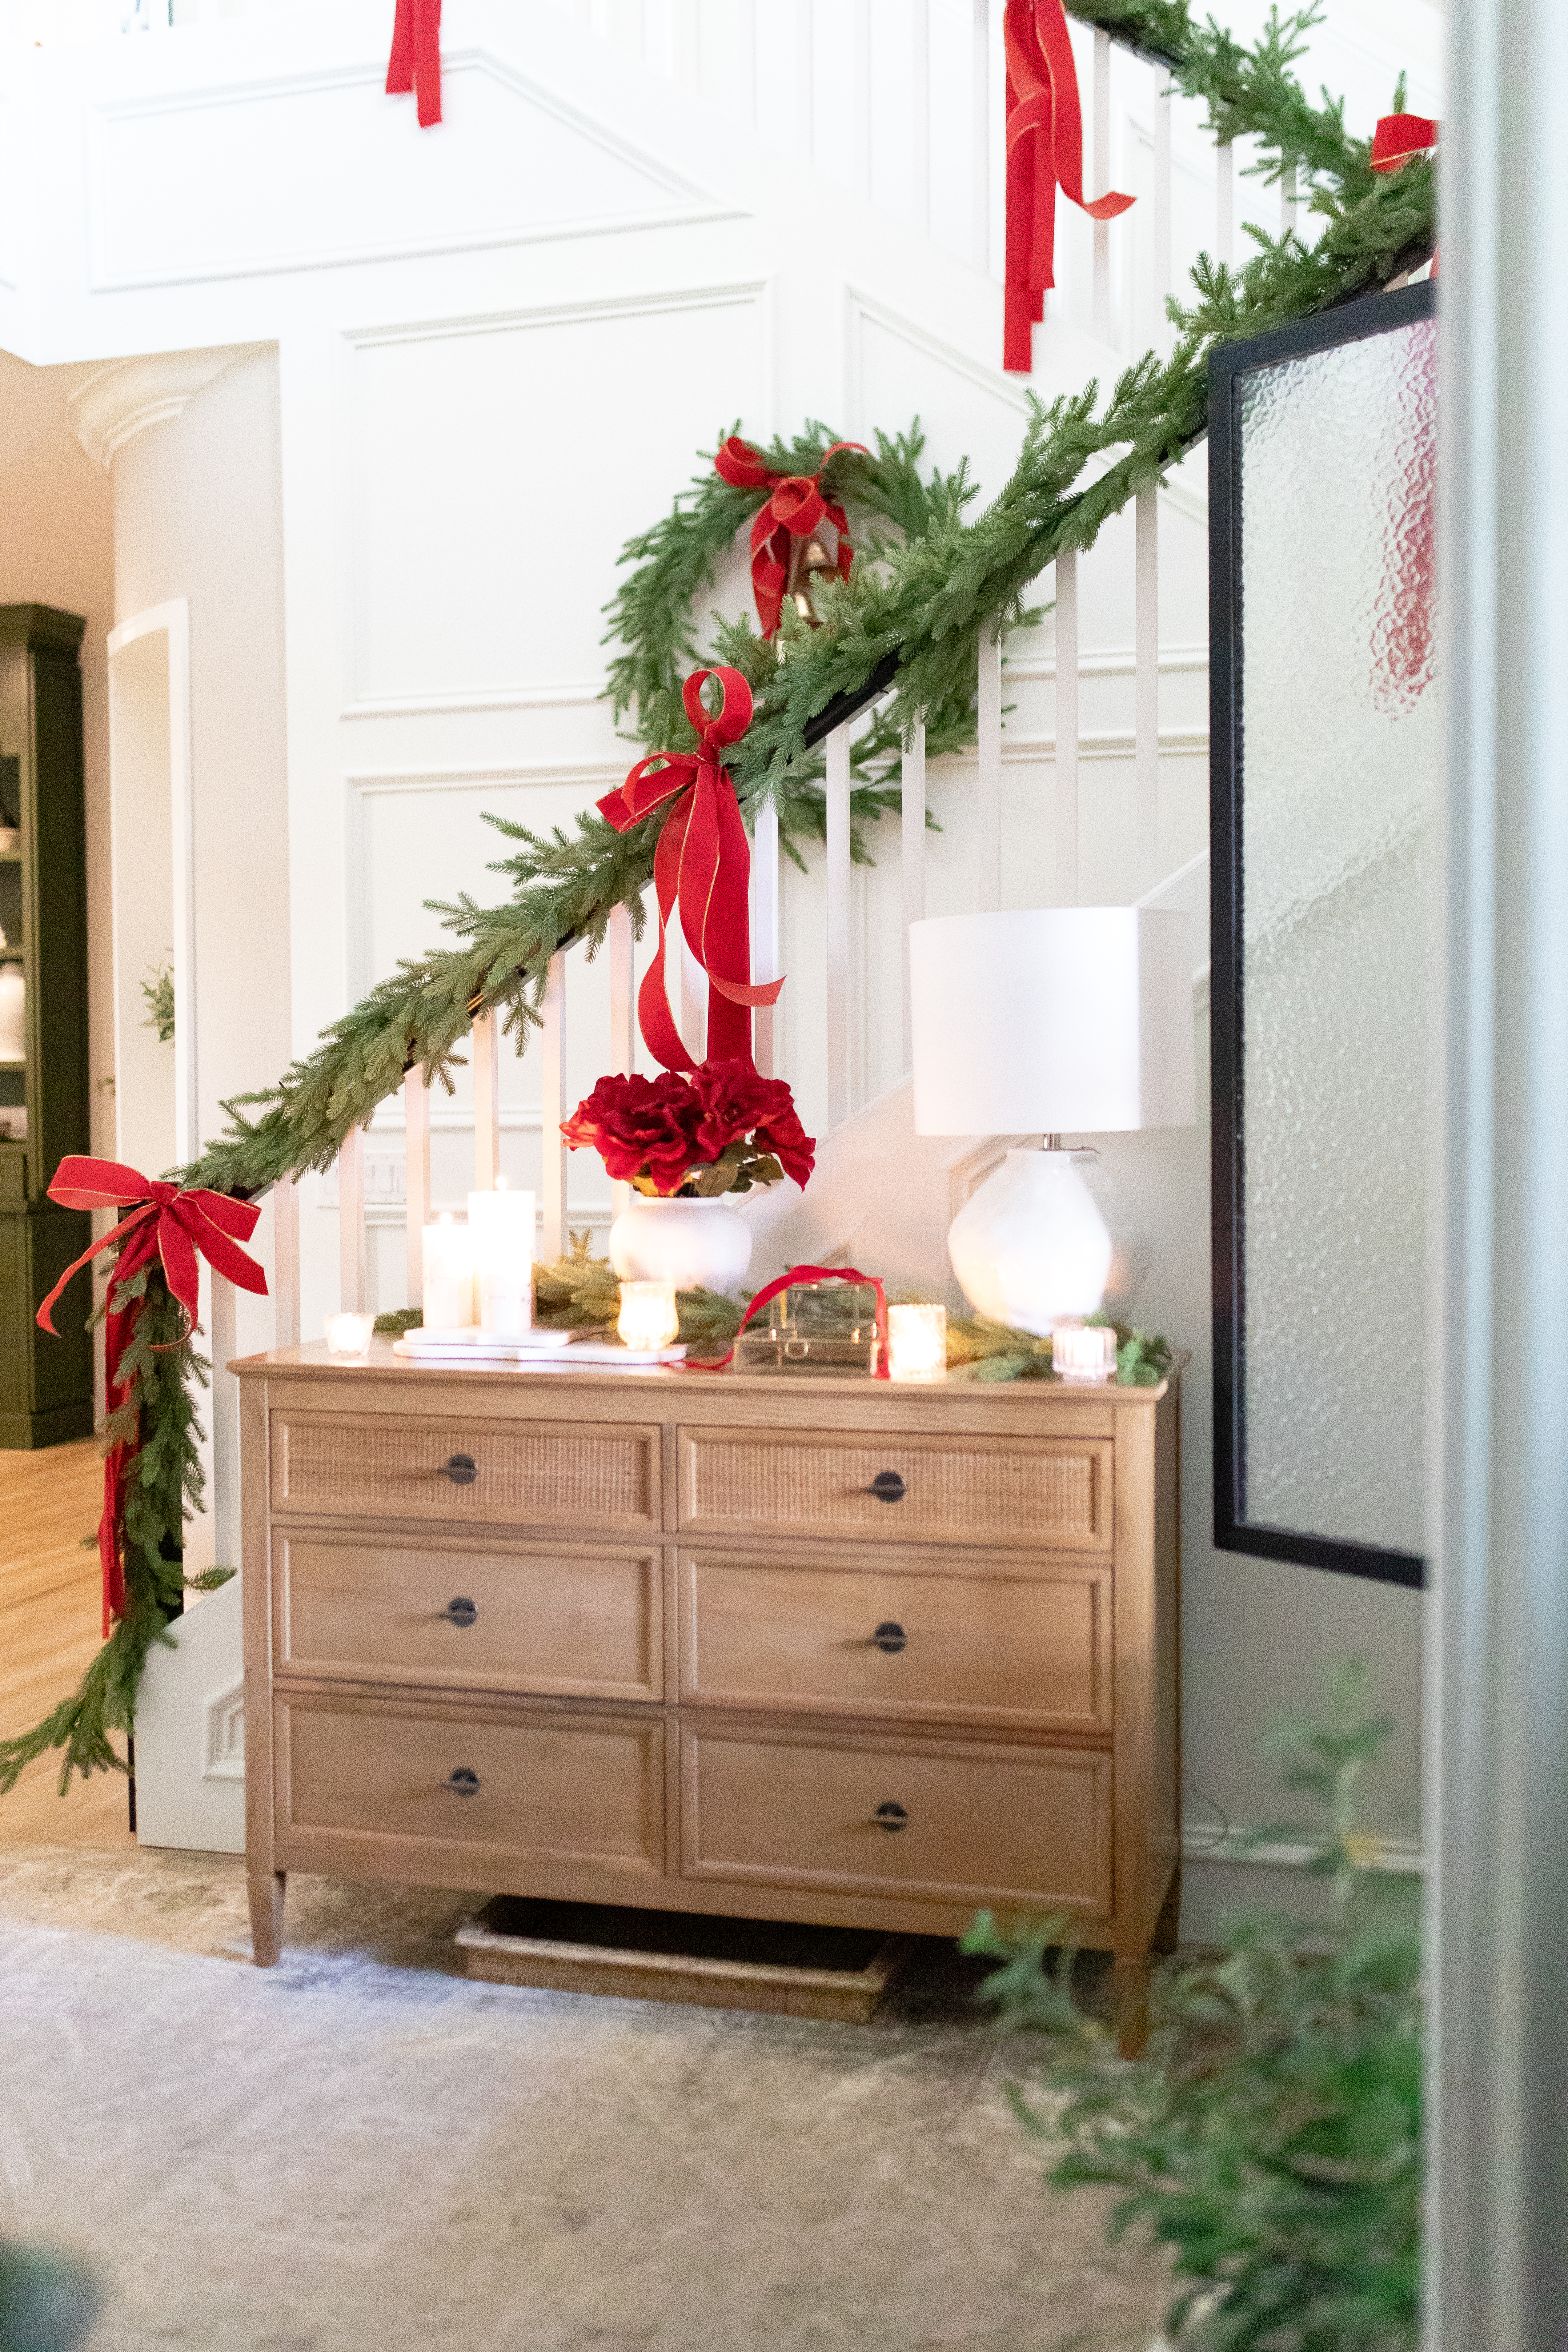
[{"xmin": 234, "ymin": 1342, "xmax": 1184, "ymax": 2043}]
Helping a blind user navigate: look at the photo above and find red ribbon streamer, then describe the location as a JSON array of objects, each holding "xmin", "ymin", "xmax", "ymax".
[
  {"xmin": 387, "ymin": 0, "xmax": 442, "ymax": 127},
  {"xmin": 1004, "ymin": 0, "xmax": 1134, "ymax": 374},
  {"xmin": 713, "ymin": 437, "xmax": 868, "ymax": 638},
  {"xmin": 1371, "ymin": 110, "xmax": 1437, "ymax": 171},
  {"xmin": 597, "ymin": 668, "xmax": 784, "ymax": 1076},
  {"xmin": 36, "ymin": 1159, "xmax": 268, "ymax": 1636},
  {"xmin": 690, "ymin": 1264, "xmax": 891, "ymax": 1380}
]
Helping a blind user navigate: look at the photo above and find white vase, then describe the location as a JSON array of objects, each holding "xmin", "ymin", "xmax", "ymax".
[
  {"xmin": 608, "ymin": 1195, "xmax": 753, "ymax": 1297},
  {"xmin": 0, "ymin": 961, "xmax": 24, "ymax": 1063},
  {"xmin": 946, "ymin": 1146, "xmax": 1146, "ymax": 1336}
]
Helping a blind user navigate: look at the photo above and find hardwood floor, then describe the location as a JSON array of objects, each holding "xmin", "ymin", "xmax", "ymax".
[{"xmin": 0, "ymin": 1436, "xmax": 136, "ymax": 1849}]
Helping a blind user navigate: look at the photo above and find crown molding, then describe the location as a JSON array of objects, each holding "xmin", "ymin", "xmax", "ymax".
[{"xmin": 64, "ymin": 343, "xmax": 272, "ymax": 469}]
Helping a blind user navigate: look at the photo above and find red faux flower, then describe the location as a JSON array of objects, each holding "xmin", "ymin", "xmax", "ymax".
[
  {"xmin": 689, "ymin": 1060, "xmax": 815, "ymax": 1188},
  {"xmin": 560, "ymin": 1072, "xmax": 702, "ymax": 1196},
  {"xmin": 562, "ymin": 1060, "xmax": 815, "ymax": 1196}
]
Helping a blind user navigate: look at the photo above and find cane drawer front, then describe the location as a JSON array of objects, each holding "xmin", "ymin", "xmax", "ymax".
[
  {"xmin": 679, "ymin": 1549, "xmax": 1112, "ymax": 1732},
  {"xmin": 269, "ymin": 1411, "xmax": 661, "ymax": 1533},
  {"xmin": 682, "ymin": 1724, "xmax": 1113, "ymax": 1915},
  {"xmin": 677, "ymin": 1427, "xmax": 1112, "ymax": 1550},
  {"xmin": 277, "ymin": 1694, "xmax": 664, "ymax": 1877},
  {"xmin": 274, "ymin": 1530, "xmax": 663, "ymax": 1702}
]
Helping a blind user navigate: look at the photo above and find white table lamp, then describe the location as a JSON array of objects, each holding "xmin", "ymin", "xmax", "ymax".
[{"xmin": 909, "ymin": 908, "xmax": 1195, "ymax": 1335}]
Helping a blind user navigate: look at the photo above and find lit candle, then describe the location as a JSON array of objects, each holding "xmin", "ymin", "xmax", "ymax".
[
  {"xmin": 617, "ymin": 1280, "xmax": 679, "ymax": 1353},
  {"xmin": 468, "ymin": 1177, "xmax": 536, "ymax": 1337},
  {"xmin": 1052, "ymin": 1321, "xmax": 1119, "ymax": 1382},
  {"xmin": 422, "ymin": 1212, "xmax": 475, "ymax": 1331},
  {"xmin": 887, "ymin": 1302, "xmax": 947, "ymax": 1383},
  {"xmin": 324, "ymin": 1311, "xmax": 376, "ymax": 1360}
]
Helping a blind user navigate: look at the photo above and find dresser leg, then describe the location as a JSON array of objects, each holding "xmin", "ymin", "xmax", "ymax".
[
  {"xmin": 1114, "ymin": 1954, "xmax": 1152, "ymax": 2058},
  {"xmin": 249, "ymin": 1869, "xmax": 286, "ymax": 1967}
]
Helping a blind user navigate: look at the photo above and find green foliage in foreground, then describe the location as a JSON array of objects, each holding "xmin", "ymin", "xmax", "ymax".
[
  {"xmin": 966, "ymin": 1664, "xmax": 1422, "ymax": 2351},
  {"xmin": 0, "ymin": 2240, "xmax": 101, "ymax": 2352}
]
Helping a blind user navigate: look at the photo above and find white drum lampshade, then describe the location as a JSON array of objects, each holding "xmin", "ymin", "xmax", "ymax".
[{"xmin": 909, "ymin": 908, "xmax": 1195, "ymax": 1335}]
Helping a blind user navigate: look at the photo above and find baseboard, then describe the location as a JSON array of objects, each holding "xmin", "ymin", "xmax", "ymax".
[{"xmin": 0, "ymin": 1397, "xmax": 96, "ymax": 1449}]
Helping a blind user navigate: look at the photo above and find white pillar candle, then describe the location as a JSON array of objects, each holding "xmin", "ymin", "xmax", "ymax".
[
  {"xmin": 468, "ymin": 1178, "xmax": 536, "ymax": 1337},
  {"xmin": 1052, "ymin": 1320, "xmax": 1119, "ymax": 1382},
  {"xmin": 617, "ymin": 1280, "xmax": 679, "ymax": 1352},
  {"xmin": 887, "ymin": 1302, "xmax": 947, "ymax": 1383},
  {"xmin": 422, "ymin": 1212, "xmax": 475, "ymax": 1331}
]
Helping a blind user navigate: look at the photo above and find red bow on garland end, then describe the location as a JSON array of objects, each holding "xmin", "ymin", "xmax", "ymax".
[
  {"xmin": 37, "ymin": 1159, "xmax": 269, "ymax": 1635},
  {"xmin": 713, "ymin": 437, "xmax": 868, "ymax": 638},
  {"xmin": 1004, "ymin": 0, "xmax": 1134, "ymax": 374},
  {"xmin": 387, "ymin": 0, "xmax": 442, "ymax": 127},
  {"xmin": 1371, "ymin": 109, "xmax": 1438, "ymax": 171},
  {"xmin": 597, "ymin": 668, "xmax": 784, "ymax": 1077}
]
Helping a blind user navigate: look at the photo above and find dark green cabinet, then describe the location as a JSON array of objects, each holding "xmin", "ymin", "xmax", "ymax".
[{"xmin": 0, "ymin": 605, "xmax": 93, "ymax": 1448}]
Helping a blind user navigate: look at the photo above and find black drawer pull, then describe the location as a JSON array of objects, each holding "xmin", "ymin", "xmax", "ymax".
[
  {"xmin": 440, "ymin": 1597, "xmax": 478, "ymax": 1628},
  {"xmin": 863, "ymin": 1470, "xmax": 906, "ymax": 1503},
  {"xmin": 873, "ymin": 1801, "xmax": 909, "ymax": 1832},
  {"xmin": 446, "ymin": 1767, "xmax": 481, "ymax": 1797},
  {"xmin": 870, "ymin": 1621, "xmax": 907, "ymax": 1654},
  {"xmin": 443, "ymin": 1453, "xmax": 478, "ymax": 1485}
]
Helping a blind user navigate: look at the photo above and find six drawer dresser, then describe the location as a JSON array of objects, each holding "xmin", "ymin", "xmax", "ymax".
[{"xmin": 234, "ymin": 1342, "xmax": 1184, "ymax": 2042}]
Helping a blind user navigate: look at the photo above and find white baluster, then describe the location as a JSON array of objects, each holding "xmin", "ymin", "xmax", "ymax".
[
  {"xmin": 209, "ymin": 1271, "xmax": 239, "ymax": 1565},
  {"xmin": 541, "ymin": 952, "xmax": 568, "ymax": 1261},
  {"xmin": 404, "ymin": 1064, "xmax": 431, "ymax": 1310},
  {"xmin": 1215, "ymin": 136, "xmax": 1234, "ymax": 266},
  {"xmin": 901, "ymin": 717, "xmax": 927, "ymax": 1072},
  {"xmin": 826, "ymin": 721, "xmax": 851, "ymax": 1129},
  {"xmin": 337, "ymin": 1124, "xmax": 366, "ymax": 1313},
  {"xmin": 751, "ymin": 802, "xmax": 780, "ymax": 1080},
  {"xmin": 977, "ymin": 627, "xmax": 1003, "ymax": 913},
  {"xmin": 1280, "ymin": 158, "xmax": 1298, "ymax": 237},
  {"xmin": 913, "ymin": 0, "xmax": 932, "ymax": 237},
  {"xmin": 1153, "ymin": 79, "xmax": 1172, "ymax": 342},
  {"xmin": 1093, "ymin": 27, "xmax": 1112, "ymax": 341},
  {"xmin": 1135, "ymin": 484, "xmax": 1160, "ymax": 894},
  {"xmin": 797, "ymin": 0, "xmax": 814, "ymax": 170},
  {"xmin": 971, "ymin": 0, "xmax": 990, "ymax": 271},
  {"xmin": 471, "ymin": 1006, "xmax": 501, "ymax": 1192},
  {"xmin": 607, "ymin": 902, "xmax": 635, "ymax": 1220},
  {"xmin": 642, "ymin": 0, "xmax": 673, "ymax": 75},
  {"xmin": 1054, "ymin": 546, "xmax": 1080, "ymax": 905},
  {"xmin": 272, "ymin": 1175, "xmax": 301, "ymax": 1350}
]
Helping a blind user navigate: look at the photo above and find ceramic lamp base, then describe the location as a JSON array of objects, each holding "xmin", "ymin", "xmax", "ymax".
[{"xmin": 947, "ymin": 1147, "xmax": 1142, "ymax": 1336}]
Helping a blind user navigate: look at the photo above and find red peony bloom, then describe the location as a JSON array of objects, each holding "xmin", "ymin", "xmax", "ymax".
[{"xmin": 560, "ymin": 1071, "xmax": 702, "ymax": 1195}]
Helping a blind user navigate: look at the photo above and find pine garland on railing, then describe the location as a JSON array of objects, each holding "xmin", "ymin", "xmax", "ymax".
[{"xmin": 8, "ymin": 4, "xmax": 1435, "ymax": 1797}]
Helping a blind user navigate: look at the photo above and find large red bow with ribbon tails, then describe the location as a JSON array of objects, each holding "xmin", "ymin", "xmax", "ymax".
[
  {"xmin": 36, "ymin": 1159, "xmax": 269, "ymax": 1636},
  {"xmin": 387, "ymin": 0, "xmax": 442, "ymax": 127},
  {"xmin": 713, "ymin": 437, "xmax": 868, "ymax": 638},
  {"xmin": 596, "ymin": 668, "xmax": 784, "ymax": 1076},
  {"xmin": 1003, "ymin": 0, "xmax": 1134, "ymax": 374}
]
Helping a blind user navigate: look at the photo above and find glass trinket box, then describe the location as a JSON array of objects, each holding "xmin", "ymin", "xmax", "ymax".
[{"xmin": 735, "ymin": 1278, "xmax": 882, "ymax": 1376}]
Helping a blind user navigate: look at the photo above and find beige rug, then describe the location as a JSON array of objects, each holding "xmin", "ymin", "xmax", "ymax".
[{"xmin": 0, "ymin": 1847, "xmax": 1167, "ymax": 2352}]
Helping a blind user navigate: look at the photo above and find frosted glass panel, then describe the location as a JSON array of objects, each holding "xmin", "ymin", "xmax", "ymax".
[{"xmin": 1234, "ymin": 310, "xmax": 1437, "ymax": 1559}]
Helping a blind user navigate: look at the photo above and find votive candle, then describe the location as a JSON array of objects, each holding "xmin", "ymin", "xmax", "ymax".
[
  {"xmin": 617, "ymin": 1280, "xmax": 679, "ymax": 1353},
  {"xmin": 468, "ymin": 1177, "xmax": 536, "ymax": 1337},
  {"xmin": 324, "ymin": 1311, "xmax": 376, "ymax": 1360},
  {"xmin": 887, "ymin": 1302, "xmax": 947, "ymax": 1383},
  {"xmin": 422, "ymin": 1212, "xmax": 475, "ymax": 1331},
  {"xmin": 1052, "ymin": 1321, "xmax": 1118, "ymax": 1382}
]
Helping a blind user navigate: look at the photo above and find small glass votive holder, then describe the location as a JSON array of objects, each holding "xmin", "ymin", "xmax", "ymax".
[
  {"xmin": 617, "ymin": 1280, "xmax": 679, "ymax": 1352},
  {"xmin": 325, "ymin": 1311, "xmax": 376, "ymax": 1360},
  {"xmin": 887, "ymin": 1302, "xmax": 947, "ymax": 1383},
  {"xmin": 1052, "ymin": 1321, "xmax": 1119, "ymax": 1383}
]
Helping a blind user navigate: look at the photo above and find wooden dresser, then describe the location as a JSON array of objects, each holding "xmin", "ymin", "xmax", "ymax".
[{"xmin": 234, "ymin": 1344, "xmax": 1183, "ymax": 2033}]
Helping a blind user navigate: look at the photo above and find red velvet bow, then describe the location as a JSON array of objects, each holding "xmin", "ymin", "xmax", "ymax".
[
  {"xmin": 596, "ymin": 669, "xmax": 784, "ymax": 1076},
  {"xmin": 1371, "ymin": 110, "xmax": 1437, "ymax": 172},
  {"xmin": 713, "ymin": 437, "xmax": 868, "ymax": 638},
  {"xmin": 36, "ymin": 1159, "xmax": 268, "ymax": 1635},
  {"xmin": 1004, "ymin": 0, "xmax": 1134, "ymax": 374},
  {"xmin": 689, "ymin": 1265, "xmax": 891, "ymax": 1380},
  {"xmin": 387, "ymin": 0, "xmax": 442, "ymax": 127}
]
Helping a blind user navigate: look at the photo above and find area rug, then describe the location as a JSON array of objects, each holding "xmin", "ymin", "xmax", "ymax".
[{"xmin": 0, "ymin": 1847, "xmax": 1167, "ymax": 2352}]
